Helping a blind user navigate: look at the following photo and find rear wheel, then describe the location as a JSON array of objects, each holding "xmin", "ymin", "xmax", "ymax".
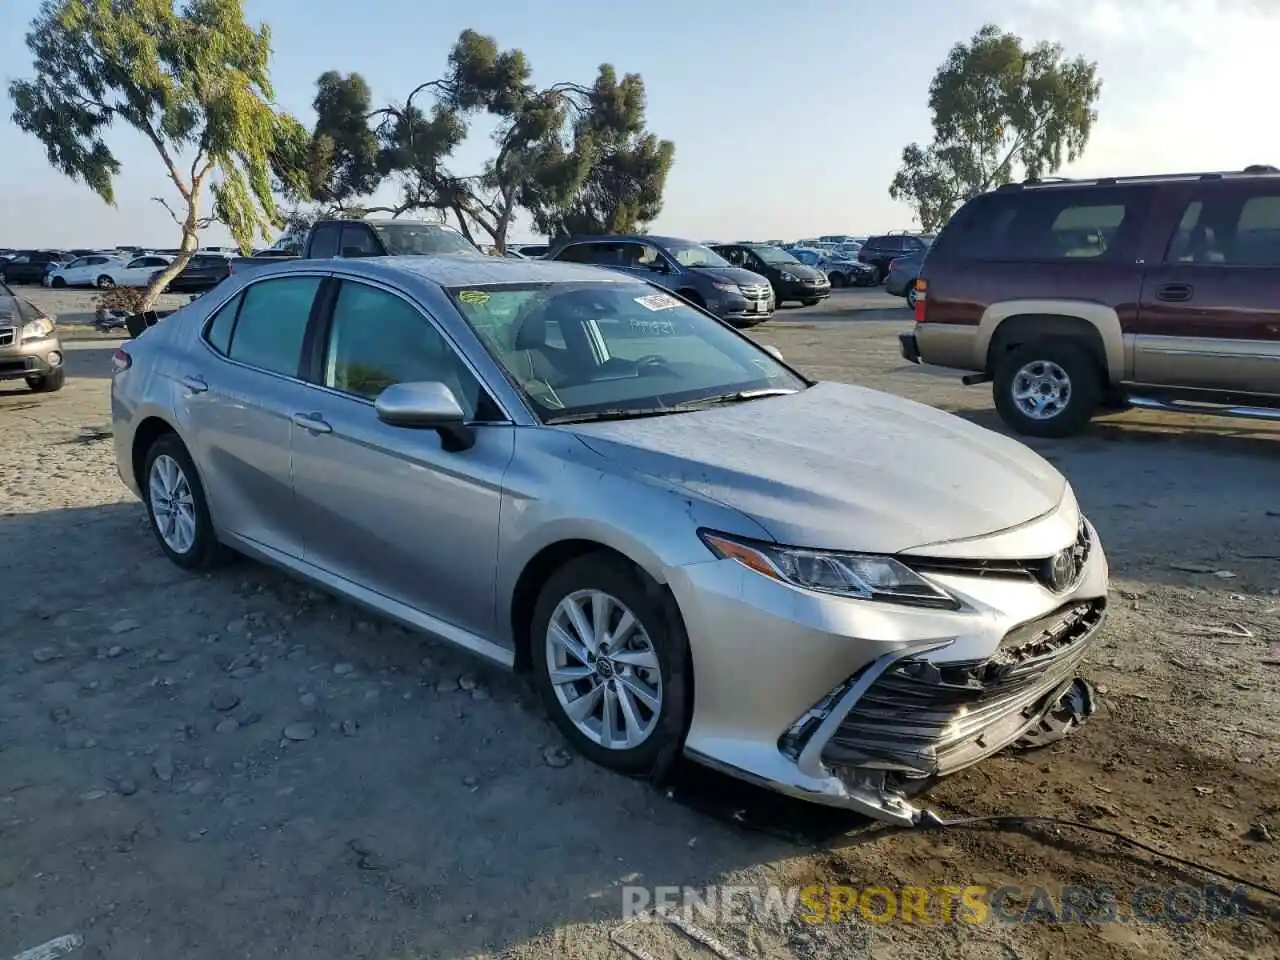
[
  {"xmin": 26, "ymin": 368, "xmax": 65, "ymax": 393},
  {"xmin": 993, "ymin": 339, "xmax": 1103, "ymax": 438},
  {"xmin": 142, "ymin": 433, "xmax": 225, "ymax": 570},
  {"xmin": 906, "ymin": 286, "xmax": 919, "ymax": 309},
  {"xmin": 802, "ymin": 298, "xmax": 819, "ymax": 306},
  {"xmin": 531, "ymin": 553, "xmax": 690, "ymax": 779},
  {"xmin": 96, "ymin": 275, "xmax": 115, "ymax": 289}
]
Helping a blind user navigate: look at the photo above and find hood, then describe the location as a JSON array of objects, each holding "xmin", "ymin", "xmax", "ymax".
[
  {"xmin": 774, "ymin": 262, "xmax": 825, "ymax": 280},
  {"xmin": 694, "ymin": 266, "xmax": 770, "ymax": 286},
  {"xmin": 563, "ymin": 381, "xmax": 1065, "ymax": 554}
]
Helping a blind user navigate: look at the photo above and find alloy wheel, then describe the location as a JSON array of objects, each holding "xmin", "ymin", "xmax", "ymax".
[
  {"xmin": 1011, "ymin": 360, "xmax": 1073, "ymax": 421},
  {"xmin": 545, "ymin": 589, "xmax": 663, "ymax": 750},
  {"xmin": 148, "ymin": 454, "xmax": 198, "ymax": 555}
]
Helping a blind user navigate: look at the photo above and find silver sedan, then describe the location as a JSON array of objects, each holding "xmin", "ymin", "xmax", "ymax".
[{"xmin": 110, "ymin": 255, "xmax": 1108, "ymax": 824}]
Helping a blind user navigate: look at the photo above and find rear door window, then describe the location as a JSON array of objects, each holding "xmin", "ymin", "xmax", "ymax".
[
  {"xmin": 1166, "ymin": 188, "xmax": 1280, "ymax": 266},
  {"xmin": 226, "ymin": 276, "xmax": 322, "ymax": 377}
]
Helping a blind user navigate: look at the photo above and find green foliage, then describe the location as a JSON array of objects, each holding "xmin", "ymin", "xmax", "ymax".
[
  {"xmin": 890, "ymin": 23, "xmax": 1101, "ymax": 230},
  {"xmin": 302, "ymin": 29, "xmax": 673, "ymax": 250},
  {"xmin": 8, "ymin": 0, "xmax": 306, "ymax": 307},
  {"xmin": 530, "ymin": 65, "xmax": 675, "ymax": 238}
]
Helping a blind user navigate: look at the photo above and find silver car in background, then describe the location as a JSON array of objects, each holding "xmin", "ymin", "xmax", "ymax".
[{"xmin": 110, "ymin": 256, "xmax": 1108, "ymax": 824}]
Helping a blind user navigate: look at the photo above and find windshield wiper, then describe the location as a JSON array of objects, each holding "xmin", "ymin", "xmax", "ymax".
[
  {"xmin": 673, "ymin": 388, "xmax": 799, "ymax": 409},
  {"xmin": 543, "ymin": 407, "xmax": 677, "ymax": 425}
]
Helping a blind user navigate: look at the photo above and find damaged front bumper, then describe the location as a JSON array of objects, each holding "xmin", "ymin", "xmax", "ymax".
[{"xmin": 670, "ymin": 507, "xmax": 1108, "ymax": 826}]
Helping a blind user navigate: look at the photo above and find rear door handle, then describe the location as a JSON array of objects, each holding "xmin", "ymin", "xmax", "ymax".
[
  {"xmin": 1155, "ymin": 282, "xmax": 1194, "ymax": 303},
  {"xmin": 181, "ymin": 374, "xmax": 208, "ymax": 393},
  {"xmin": 291, "ymin": 412, "xmax": 332, "ymax": 434}
]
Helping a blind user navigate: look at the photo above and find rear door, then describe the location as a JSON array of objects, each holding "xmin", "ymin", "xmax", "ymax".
[
  {"xmin": 178, "ymin": 274, "xmax": 329, "ymax": 558},
  {"xmin": 1134, "ymin": 182, "xmax": 1280, "ymax": 393}
]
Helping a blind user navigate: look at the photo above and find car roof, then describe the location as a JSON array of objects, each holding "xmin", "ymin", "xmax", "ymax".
[{"xmin": 247, "ymin": 253, "xmax": 633, "ymax": 288}]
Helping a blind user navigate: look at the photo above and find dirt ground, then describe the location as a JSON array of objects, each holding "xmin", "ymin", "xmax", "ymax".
[{"xmin": 2, "ymin": 286, "xmax": 1278, "ymax": 959}]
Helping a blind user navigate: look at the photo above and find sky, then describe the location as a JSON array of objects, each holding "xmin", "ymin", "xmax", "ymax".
[{"xmin": 0, "ymin": 0, "xmax": 1276, "ymax": 249}]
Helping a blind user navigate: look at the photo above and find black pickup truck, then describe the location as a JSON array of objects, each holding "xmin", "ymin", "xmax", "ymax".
[{"xmin": 228, "ymin": 218, "xmax": 480, "ymax": 277}]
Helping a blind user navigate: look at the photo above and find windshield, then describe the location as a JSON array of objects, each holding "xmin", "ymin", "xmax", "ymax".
[
  {"xmin": 371, "ymin": 222, "xmax": 477, "ymax": 256},
  {"xmin": 750, "ymin": 245, "xmax": 800, "ymax": 265},
  {"xmin": 449, "ymin": 281, "xmax": 806, "ymax": 422},
  {"xmin": 661, "ymin": 240, "xmax": 731, "ymax": 268}
]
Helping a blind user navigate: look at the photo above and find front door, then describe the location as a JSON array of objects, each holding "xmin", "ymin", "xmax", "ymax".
[
  {"xmin": 1134, "ymin": 183, "xmax": 1280, "ymax": 394},
  {"xmin": 177, "ymin": 274, "xmax": 326, "ymax": 558},
  {"xmin": 289, "ymin": 278, "xmax": 514, "ymax": 639}
]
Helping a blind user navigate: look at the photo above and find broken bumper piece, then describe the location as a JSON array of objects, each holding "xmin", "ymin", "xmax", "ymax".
[{"xmin": 778, "ymin": 598, "xmax": 1107, "ymax": 825}]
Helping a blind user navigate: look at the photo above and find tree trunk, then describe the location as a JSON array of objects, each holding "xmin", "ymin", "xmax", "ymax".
[{"xmin": 139, "ymin": 196, "xmax": 201, "ymax": 312}]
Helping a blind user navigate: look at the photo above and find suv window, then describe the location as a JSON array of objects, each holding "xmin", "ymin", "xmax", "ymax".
[
  {"xmin": 339, "ymin": 224, "xmax": 381, "ymax": 258},
  {"xmin": 942, "ymin": 189, "xmax": 1143, "ymax": 262},
  {"xmin": 323, "ymin": 281, "xmax": 485, "ymax": 416},
  {"xmin": 556, "ymin": 242, "xmax": 624, "ymax": 266},
  {"xmin": 1169, "ymin": 190, "xmax": 1280, "ymax": 266},
  {"xmin": 309, "ymin": 223, "xmax": 341, "ymax": 259},
  {"xmin": 226, "ymin": 276, "xmax": 321, "ymax": 376}
]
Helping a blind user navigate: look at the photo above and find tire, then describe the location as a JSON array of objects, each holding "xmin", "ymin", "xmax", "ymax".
[
  {"xmin": 51, "ymin": 276, "xmax": 66, "ymax": 289},
  {"xmin": 531, "ymin": 552, "xmax": 691, "ymax": 780},
  {"xmin": 869, "ymin": 266, "xmax": 883, "ymax": 284},
  {"xmin": 26, "ymin": 368, "xmax": 65, "ymax": 393},
  {"xmin": 828, "ymin": 272, "xmax": 846, "ymax": 289},
  {"xmin": 96, "ymin": 275, "xmax": 115, "ymax": 289},
  {"xmin": 906, "ymin": 286, "xmax": 918, "ymax": 309},
  {"xmin": 993, "ymin": 339, "xmax": 1103, "ymax": 438},
  {"xmin": 802, "ymin": 298, "xmax": 819, "ymax": 307},
  {"xmin": 141, "ymin": 433, "xmax": 225, "ymax": 570}
]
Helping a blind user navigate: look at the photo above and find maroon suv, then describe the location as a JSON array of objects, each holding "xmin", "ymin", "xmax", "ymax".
[{"xmin": 900, "ymin": 165, "xmax": 1280, "ymax": 437}]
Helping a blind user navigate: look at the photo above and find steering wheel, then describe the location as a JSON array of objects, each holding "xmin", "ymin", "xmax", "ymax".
[{"xmin": 633, "ymin": 354, "xmax": 672, "ymax": 376}]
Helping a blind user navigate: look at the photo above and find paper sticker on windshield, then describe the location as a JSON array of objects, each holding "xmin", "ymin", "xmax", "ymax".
[
  {"xmin": 634, "ymin": 293, "xmax": 680, "ymax": 312},
  {"xmin": 458, "ymin": 290, "xmax": 489, "ymax": 305}
]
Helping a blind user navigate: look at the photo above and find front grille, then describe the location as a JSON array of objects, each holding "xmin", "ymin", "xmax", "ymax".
[
  {"xmin": 0, "ymin": 327, "xmax": 14, "ymax": 347},
  {"xmin": 903, "ymin": 519, "xmax": 1091, "ymax": 593},
  {"xmin": 819, "ymin": 597, "xmax": 1106, "ymax": 778},
  {"xmin": 739, "ymin": 283, "xmax": 770, "ymax": 302}
]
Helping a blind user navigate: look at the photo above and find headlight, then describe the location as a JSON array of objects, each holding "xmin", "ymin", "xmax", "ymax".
[
  {"xmin": 21, "ymin": 317, "xmax": 54, "ymax": 340},
  {"xmin": 699, "ymin": 530, "xmax": 959, "ymax": 609},
  {"xmin": 780, "ymin": 272, "xmax": 797, "ymax": 282},
  {"xmin": 711, "ymin": 282, "xmax": 740, "ymax": 294}
]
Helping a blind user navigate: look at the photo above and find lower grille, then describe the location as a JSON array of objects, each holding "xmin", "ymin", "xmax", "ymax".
[
  {"xmin": 0, "ymin": 327, "xmax": 14, "ymax": 347},
  {"xmin": 819, "ymin": 598, "xmax": 1106, "ymax": 778}
]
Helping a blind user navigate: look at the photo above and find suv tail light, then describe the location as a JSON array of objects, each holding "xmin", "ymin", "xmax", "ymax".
[
  {"xmin": 913, "ymin": 278, "xmax": 927, "ymax": 322},
  {"xmin": 111, "ymin": 346, "xmax": 131, "ymax": 375}
]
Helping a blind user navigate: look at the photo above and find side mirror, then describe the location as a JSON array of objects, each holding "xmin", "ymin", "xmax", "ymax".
[
  {"xmin": 374, "ymin": 381, "xmax": 474, "ymax": 451},
  {"xmin": 762, "ymin": 345, "xmax": 784, "ymax": 362}
]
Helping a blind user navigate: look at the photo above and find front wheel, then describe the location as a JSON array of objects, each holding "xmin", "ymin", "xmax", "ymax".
[
  {"xmin": 827, "ymin": 272, "xmax": 845, "ymax": 289},
  {"xmin": 993, "ymin": 339, "xmax": 1103, "ymax": 438},
  {"xmin": 532, "ymin": 553, "xmax": 690, "ymax": 779},
  {"xmin": 26, "ymin": 368, "xmax": 65, "ymax": 393},
  {"xmin": 142, "ymin": 433, "xmax": 225, "ymax": 570},
  {"xmin": 802, "ymin": 298, "xmax": 819, "ymax": 306},
  {"xmin": 51, "ymin": 276, "xmax": 67, "ymax": 289}
]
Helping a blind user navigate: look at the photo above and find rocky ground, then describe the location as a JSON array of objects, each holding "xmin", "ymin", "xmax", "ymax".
[{"xmin": 1, "ymin": 287, "xmax": 1278, "ymax": 959}]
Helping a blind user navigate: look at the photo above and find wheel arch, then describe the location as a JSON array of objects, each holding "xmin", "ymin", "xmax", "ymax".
[
  {"xmin": 508, "ymin": 537, "xmax": 684, "ymax": 676},
  {"xmin": 978, "ymin": 301, "xmax": 1125, "ymax": 384},
  {"xmin": 130, "ymin": 416, "xmax": 181, "ymax": 492}
]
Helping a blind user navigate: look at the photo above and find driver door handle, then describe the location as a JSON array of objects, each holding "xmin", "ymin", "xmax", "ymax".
[
  {"xmin": 181, "ymin": 374, "xmax": 208, "ymax": 394},
  {"xmin": 291, "ymin": 412, "xmax": 332, "ymax": 434}
]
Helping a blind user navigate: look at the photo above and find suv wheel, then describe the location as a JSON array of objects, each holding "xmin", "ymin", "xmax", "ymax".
[
  {"xmin": 906, "ymin": 286, "xmax": 919, "ymax": 309},
  {"xmin": 828, "ymin": 272, "xmax": 846, "ymax": 289},
  {"xmin": 993, "ymin": 340, "xmax": 1102, "ymax": 438},
  {"xmin": 96, "ymin": 275, "xmax": 115, "ymax": 289},
  {"xmin": 26, "ymin": 368, "xmax": 65, "ymax": 393},
  {"xmin": 51, "ymin": 276, "xmax": 67, "ymax": 289}
]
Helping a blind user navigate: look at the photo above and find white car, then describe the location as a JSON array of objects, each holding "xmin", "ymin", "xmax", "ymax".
[
  {"xmin": 94, "ymin": 254, "xmax": 173, "ymax": 288},
  {"xmin": 43, "ymin": 253, "xmax": 126, "ymax": 288}
]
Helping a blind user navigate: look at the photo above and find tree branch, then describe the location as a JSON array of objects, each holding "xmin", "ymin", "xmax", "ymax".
[{"xmin": 139, "ymin": 122, "xmax": 191, "ymax": 200}]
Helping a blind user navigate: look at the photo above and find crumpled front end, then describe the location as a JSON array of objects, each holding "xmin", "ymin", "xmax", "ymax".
[{"xmin": 671, "ymin": 504, "xmax": 1109, "ymax": 826}]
